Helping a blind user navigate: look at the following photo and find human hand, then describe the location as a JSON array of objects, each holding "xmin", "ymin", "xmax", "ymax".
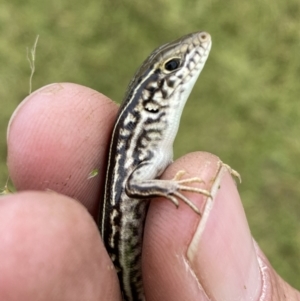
[{"xmin": 2, "ymin": 83, "xmax": 299, "ymax": 300}]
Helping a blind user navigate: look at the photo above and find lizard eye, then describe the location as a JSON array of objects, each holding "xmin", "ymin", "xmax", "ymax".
[{"xmin": 164, "ymin": 58, "xmax": 181, "ymax": 72}]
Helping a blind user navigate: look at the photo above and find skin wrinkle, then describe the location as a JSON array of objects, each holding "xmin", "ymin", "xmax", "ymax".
[
  {"xmin": 254, "ymin": 242, "xmax": 270, "ymax": 301},
  {"xmin": 182, "ymin": 255, "xmax": 207, "ymax": 295}
]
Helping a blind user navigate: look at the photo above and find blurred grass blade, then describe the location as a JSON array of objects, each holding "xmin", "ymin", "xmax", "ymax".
[{"xmin": 27, "ymin": 35, "xmax": 39, "ymax": 95}]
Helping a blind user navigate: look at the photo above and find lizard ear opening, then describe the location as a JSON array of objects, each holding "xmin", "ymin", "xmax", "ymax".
[{"xmin": 144, "ymin": 102, "xmax": 160, "ymax": 113}]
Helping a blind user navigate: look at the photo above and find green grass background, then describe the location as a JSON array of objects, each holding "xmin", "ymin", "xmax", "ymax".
[{"xmin": 1, "ymin": 0, "xmax": 300, "ymax": 289}]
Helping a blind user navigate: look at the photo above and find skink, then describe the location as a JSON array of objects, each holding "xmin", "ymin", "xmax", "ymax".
[{"xmin": 98, "ymin": 31, "xmax": 212, "ymax": 301}]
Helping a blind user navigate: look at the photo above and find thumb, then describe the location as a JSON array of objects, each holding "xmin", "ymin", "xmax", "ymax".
[
  {"xmin": 188, "ymin": 159, "xmax": 300, "ymax": 301},
  {"xmin": 144, "ymin": 152, "xmax": 300, "ymax": 301}
]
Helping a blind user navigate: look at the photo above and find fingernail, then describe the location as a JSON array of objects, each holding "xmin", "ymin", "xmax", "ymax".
[{"xmin": 187, "ymin": 165, "xmax": 262, "ymax": 301}]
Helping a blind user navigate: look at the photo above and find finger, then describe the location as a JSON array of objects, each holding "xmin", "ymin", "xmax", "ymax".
[
  {"xmin": 7, "ymin": 83, "xmax": 118, "ymax": 216},
  {"xmin": 0, "ymin": 191, "xmax": 121, "ymax": 301},
  {"xmin": 143, "ymin": 152, "xmax": 263, "ymax": 301}
]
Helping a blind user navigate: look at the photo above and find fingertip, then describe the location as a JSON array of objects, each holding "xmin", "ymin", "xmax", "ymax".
[
  {"xmin": 143, "ymin": 152, "xmax": 221, "ymax": 300},
  {"xmin": 7, "ymin": 83, "xmax": 118, "ymax": 215},
  {"xmin": 0, "ymin": 191, "xmax": 121, "ymax": 301}
]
